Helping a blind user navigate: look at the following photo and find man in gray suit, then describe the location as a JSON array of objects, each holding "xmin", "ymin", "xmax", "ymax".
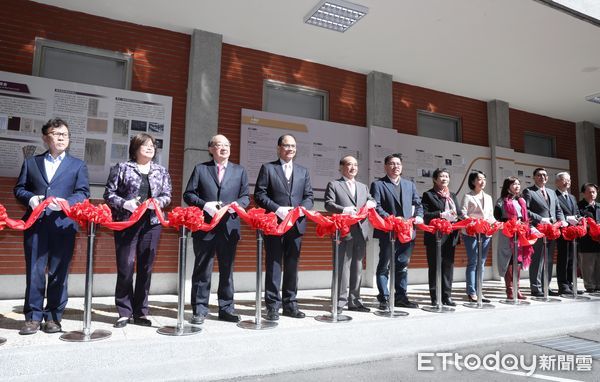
[
  {"xmin": 523, "ymin": 167, "xmax": 565, "ymax": 297},
  {"xmin": 324, "ymin": 156, "xmax": 376, "ymax": 312}
]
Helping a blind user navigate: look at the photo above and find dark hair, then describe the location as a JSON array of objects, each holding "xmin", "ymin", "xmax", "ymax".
[
  {"xmin": 384, "ymin": 153, "xmax": 402, "ymax": 165},
  {"xmin": 432, "ymin": 168, "xmax": 449, "ymax": 180},
  {"xmin": 468, "ymin": 171, "xmax": 486, "ymax": 190},
  {"xmin": 277, "ymin": 134, "xmax": 296, "ymax": 146},
  {"xmin": 533, "ymin": 167, "xmax": 547, "ymax": 176},
  {"xmin": 129, "ymin": 133, "xmax": 156, "ymax": 161},
  {"xmin": 500, "ymin": 176, "xmax": 520, "ymax": 198},
  {"xmin": 339, "ymin": 156, "xmax": 355, "ymax": 166},
  {"xmin": 581, "ymin": 183, "xmax": 599, "ymax": 193},
  {"xmin": 42, "ymin": 118, "xmax": 69, "ymax": 135}
]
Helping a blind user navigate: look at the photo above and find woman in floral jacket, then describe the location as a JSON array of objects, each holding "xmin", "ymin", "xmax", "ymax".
[{"xmin": 104, "ymin": 133, "xmax": 172, "ymax": 328}]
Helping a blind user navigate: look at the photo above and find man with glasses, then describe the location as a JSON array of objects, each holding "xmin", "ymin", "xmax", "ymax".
[
  {"xmin": 370, "ymin": 154, "xmax": 423, "ymax": 310},
  {"xmin": 14, "ymin": 118, "xmax": 90, "ymax": 335},
  {"xmin": 254, "ymin": 134, "xmax": 314, "ymax": 320},
  {"xmin": 183, "ymin": 134, "xmax": 250, "ymax": 323},
  {"xmin": 523, "ymin": 167, "xmax": 565, "ymax": 297}
]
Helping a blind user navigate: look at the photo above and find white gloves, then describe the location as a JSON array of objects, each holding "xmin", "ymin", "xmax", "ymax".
[
  {"xmin": 276, "ymin": 206, "xmax": 293, "ymax": 220},
  {"xmin": 47, "ymin": 197, "xmax": 66, "ymax": 211},
  {"xmin": 28, "ymin": 195, "xmax": 44, "ymax": 209},
  {"xmin": 147, "ymin": 201, "xmax": 156, "ymax": 210},
  {"xmin": 566, "ymin": 216, "xmax": 579, "ymax": 226},
  {"xmin": 414, "ymin": 216, "xmax": 424, "ymax": 225},
  {"xmin": 228, "ymin": 201, "xmax": 238, "ymax": 214},
  {"xmin": 560, "ymin": 220, "xmax": 568, "ymax": 227},
  {"xmin": 203, "ymin": 201, "xmax": 220, "ymax": 217},
  {"xmin": 123, "ymin": 198, "xmax": 140, "ymax": 213},
  {"xmin": 540, "ymin": 217, "xmax": 552, "ymax": 224},
  {"xmin": 365, "ymin": 200, "xmax": 377, "ymax": 209},
  {"xmin": 440, "ymin": 210, "xmax": 457, "ymax": 222},
  {"xmin": 342, "ymin": 206, "xmax": 358, "ymax": 215}
]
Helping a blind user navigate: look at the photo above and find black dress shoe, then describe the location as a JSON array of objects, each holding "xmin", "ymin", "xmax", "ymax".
[
  {"xmin": 113, "ymin": 318, "xmax": 129, "ymax": 328},
  {"xmin": 531, "ymin": 291, "xmax": 544, "ymax": 297},
  {"xmin": 348, "ymin": 304, "xmax": 371, "ymax": 312},
  {"xmin": 577, "ymin": 290, "xmax": 585, "ymax": 295},
  {"xmin": 467, "ymin": 295, "xmax": 491, "ymax": 303},
  {"xmin": 133, "ymin": 317, "xmax": 152, "ymax": 326},
  {"xmin": 395, "ymin": 298, "xmax": 419, "ymax": 309},
  {"xmin": 218, "ymin": 311, "xmax": 241, "ymax": 323},
  {"xmin": 43, "ymin": 320, "xmax": 62, "ymax": 333},
  {"xmin": 548, "ymin": 289, "xmax": 560, "ymax": 296},
  {"xmin": 559, "ymin": 288, "xmax": 573, "ymax": 295},
  {"xmin": 189, "ymin": 314, "xmax": 206, "ymax": 325},
  {"xmin": 19, "ymin": 320, "xmax": 41, "ymax": 335},
  {"xmin": 378, "ymin": 299, "xmax": 389, "ymax": 311},
  {"xmin": 265, "ymin": 309, "xmax": 279, "ymax": 321},
  {"xmin": 442, "ymin": 298, "xmax": 456, "ymax": 307},
  {"xmin": 282, "ymin": 309, "xmax": 306, "ymax": 318}
]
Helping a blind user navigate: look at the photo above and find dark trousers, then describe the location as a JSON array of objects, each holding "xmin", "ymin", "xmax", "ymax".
[
  {"xmin": 556, "ymin": 238, "xmax": 573, "ymax": 291},
  {"xmin": 23, "ymin": 222, "xmax": 76, "ymax": 322},
  {"xmin": 376, "ymin": 238, "xmax": 414, "ymax": 302},
  {"xmin": 425, "ymin": 237, "xmax": 456, "ymax": 302},
  {"xmin": 191, "ymin": 231, "xmax": 238, "ymax": 316},
  {"xmin": 264, "ymin": 231, "xmax": 303, "ymax": 311},
  {"xmin": 114, "ymin": 215, "xmax": 161, "ymax": 319},
  {"xmin": 530, "ymin": 239, "xmax": 556, "ymax": 294}
]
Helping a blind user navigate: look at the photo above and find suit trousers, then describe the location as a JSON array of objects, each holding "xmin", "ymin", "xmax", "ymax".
[
  {"xmin": 529, "ymin": 239, "xmax": 556, "ymax": 294},
  {"xmin": 336, "ymin": 235, "xmax": 366, "ymax": 309},
  {"xmin": 376, "ymin": 238, "xmax": 414, "ymax": 302},
  {"xmin": 114, "ymin": 214, "xmax": 161, "ymax": 319},
  {"xmin": 191, "ymin": 230, "xmax": 238, "ymax": 316},
  {"xmin": 23, "ymin": 219, "xmax": 76, "ymax": 322},
  {"xmin": 579, "ymin": 252, "xmax": 600, "ymax": 290},
  {"xmin": 425, "ymin": 237, "xmax": 456, "ymax": 302},
  {"xmin": 556, "ymin": 238, "xmax": 574, "ymax": 291},
  {"xmin": 264, "ymin": 231, "xmax": 303, "ymax": 311}
]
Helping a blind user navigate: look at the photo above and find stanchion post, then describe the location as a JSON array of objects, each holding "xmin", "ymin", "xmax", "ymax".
[
  {"xmin": 499, "ymin": 232, "xmax": 529, "ymax": 305},
  {"xmin": 61, "ymin": 222, "xmax": 112, "ymax": 342},
  {"xmin": 158, "ymin": 226, "xmax": 202, "ymax": 336},
  {"xmin": 374, "ymin": 231, "xmax": 408, "ymax": 317},
  {"xmin": 464, "ymin": 233, "xmax": 494, "ymax": 309},
  {"xmin": 562, "ymin": 238, "xmax": 590, "ymax": 300},
  {"xmin": 422, "ymin": 231, "xmax": 454, "ymax": 313},
  {"xmin": 316, "ymin": 229, "xmax": 352, "ymax": 323},
  {"xmin": 532, "ymin": 237, "xmax": 560, "ymax": 303},
  {"xmin": 238, "ymin": 230, "xmax": 277, "ymax": 329}
]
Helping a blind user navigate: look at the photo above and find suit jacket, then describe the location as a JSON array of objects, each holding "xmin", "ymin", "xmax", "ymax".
[
  {"xmin": 324, "ymin": 177, "xmax": 374, "ymax": 241},
  {"xmin": 370, "ymin": 176, "xmax": 423, "ymax": 240},
  {"xmin": 14, "ymin": 152, "xmax": 89, "ymax": 232},
  {"xmin": 422, "ymin": 188, "xmax": 464, "ymax": 246},
  {"xmin": 523, "ymin": 185, "xmax": 564, "ymax": 225},
  {"xmin": 578, "ymin": 200, "xmax": 600, "ymax": 252},
  {"xmin": 183, "ymin": 160, "xmax": 250, "ymax": 240},
  {"xmin": 253, "ymin": 160, "xmax": 314, "ymax": 235},
  {"xmin": 460, "ymin": 191, "xmax": 495, "ymax": 222},
  {"xmin": 103, "ymin": 161, "xmax": 172, "ymax": 225},
  {"xmin": 555, "ymin": 189, "xmax": 578, "ymax": 218}
]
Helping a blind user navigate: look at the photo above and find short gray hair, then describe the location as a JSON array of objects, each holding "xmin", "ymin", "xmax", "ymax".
[{"xmin": 555, "ymin": 172, "xmax": 570, "ymax": 181}]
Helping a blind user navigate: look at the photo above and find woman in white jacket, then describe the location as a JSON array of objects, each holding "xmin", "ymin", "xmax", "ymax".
[{"xmin": 461, "ymin": 171, "xmax": 495, "ymax": 302}]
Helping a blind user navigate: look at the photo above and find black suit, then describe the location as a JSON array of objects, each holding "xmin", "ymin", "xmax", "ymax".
[
  {"xmin": 555, "ymin": 189, "xmax": 579, "ymax": 292},
  {"xmin": 421, "ymin": 189, "xmax": 463, "ymax": 302},
  {"xmin": 183, "ymin": 161, "xmax": 250, "ymax": 316},
  {"xmin": 254, "ymin": 160, "xmax": 314, "ymax": 311}
]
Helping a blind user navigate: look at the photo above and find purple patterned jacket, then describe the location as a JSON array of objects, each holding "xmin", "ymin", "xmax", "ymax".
[{"xmin": 103, "ymin": 161, "xmax": 172, "ymax": 225}]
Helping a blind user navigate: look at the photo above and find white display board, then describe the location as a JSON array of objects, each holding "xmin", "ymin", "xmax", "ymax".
[{"xmin": 0, "ymin": 70, "xmax": 172, "ymax": 184}]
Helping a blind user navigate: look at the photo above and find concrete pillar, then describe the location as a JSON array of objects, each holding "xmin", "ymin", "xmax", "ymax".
[
  {"xmin": 576, "ymin": 121, "xmax": 598, "ymax": 189},
  {"xmin": 366, "ymin": 71, "xmax": 393, "ymax": 128}
]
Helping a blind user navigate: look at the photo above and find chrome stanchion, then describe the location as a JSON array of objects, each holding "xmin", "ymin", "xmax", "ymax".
[
  {"xmin": 464, "ymin": 233, "xmax": 494, "ymax": 309},
  {"xmin": 562, "ymin": 239, "xmax": 590, "ymax": 300},
  {"xmin": 238, "ymin": 230, "xmax": 277, "ymax": 330},
  {"xmin": 61, "ymin": 222, "xmax": 112, "ymax": 342},
  {"xmin": 423, "ymin": 231, "xmax": 454, "ymax": 313},
  {"xmin": 316, "ymin": 229, "xmax": 352, "ymax": 323},
  {"xmin": 500, "ymin": 232, "xmax": 529, "ymax": 305},
  {"xmin": 532, "ymin": 237, "xmax": 560, "ymax": 303},
  {"xmin": 158, "ymin": 226, "xmax": 202, "ymax": 336},
  {"xmin": 374, "ymin": 231, "xmax": 409, "ymax": 317}
]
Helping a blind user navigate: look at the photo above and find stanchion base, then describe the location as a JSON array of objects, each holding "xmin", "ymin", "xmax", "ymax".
[
  {"xmin": 60, "ymin": 329, "xmax": 112, "ymax": 342},
  {"xmin": 157, "ymin": 325, "xmax": 202, "ymax": 336},
  {"xmin": 561, "ymin": 294, "xmax": 591, "ymax": 300},
  {"xmin": 588, "ymin": 292, "xmax": 600, "ymax": 298},
  {"xmin": 463, "ymin": 302, "xmax": 495, "ymax": 309},
  {"xmin": 373, "ymin": 309, "xmax": 409, "ymax": 318},
  {"xmin": 531, "ymin": 297, "xmax": 561, "ymax": 303},
  {"xmin": 0, "ymin": 337, "xmax": 6, "ymax": 346},
  {"xmin": 421, "ymin": 305, "xmax": 455, "ymax": 313},
  {"xmin": 314, "ymin": 314, "xmax": 352, "ymax": 323},
  {"xmin": 237, "ymin": 320, "xmax": 278, "ymax": 330},
  {"xmin": 498, "ymin": 299, "xmax": 530, "ymax": 305}
]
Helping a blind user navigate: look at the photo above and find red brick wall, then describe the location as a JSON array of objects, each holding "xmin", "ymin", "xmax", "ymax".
[
  {"xmin": 0, "ymin": 0, "xmax": 189, "ymax": 274},
  {"xmin": 219, "ymin": 43, "xmax": 367, "ymax": 272}
]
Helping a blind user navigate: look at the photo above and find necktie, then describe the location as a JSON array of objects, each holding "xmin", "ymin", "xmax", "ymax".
[
  {"xmin": 565, "ymin": 193, "xmax": 573, "ymax": 212},
  {"xmin": 217, "ymin": 164, "xmax": 224, "ymax": 183},
  {"xmin": 284, "ymin": 163, "xmax": 292, "ymax": 180},
  {"xmin": 541, "ymin": 188, "xmax": 548, "ymax": 202},
  {"xmin": 347, "ymin": 180, "xmax": 356, "ymax": 198}
]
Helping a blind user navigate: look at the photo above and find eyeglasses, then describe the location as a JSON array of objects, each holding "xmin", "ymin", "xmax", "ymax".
[
  {"xmin": 536, "ymin": 173, "xmax": 548, "ymax": 178},
  {"xmin": 47, "ymin": 132, "xmax": 70, "ymax": 138},
  {"xmin": 141, "ymin": 143, "xmax": 157, "ymax": 149},
  {"xmin": 386, "ymin": 162, "xmax": 402, "ymax": 167},
  {"xmin": 212, "ymin": 143, "xmax": 231, "ymax": 149},
  {"xmin": 280, "ymin": 144, "xmax": 296, "ymax": 149}
]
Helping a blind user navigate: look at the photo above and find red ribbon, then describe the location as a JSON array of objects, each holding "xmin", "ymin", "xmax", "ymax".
[
  {"xmin": 501, "ymin": 218, "xmax": 543, "ymax": 246},
  {"xmin": 562, "ymin": 219, "xmax": 587, "ymax": 241},
  {"xmin": 417, "ymin": 218, "xmax": 473, "ymax": 235},
  {"xmin": 536, "ymin": 222, "xmax": 562, "ymax": 241},
  {"xmin": 235, "ymin": 206, "xmax": 279, "ymax": 234},
  {"xmin": 586, "ymin": 217, "xmax": 600, "ymax": 242},
  {"xmin": 465, "ymin": 218, "xmax": 503, "ymax": 237}
]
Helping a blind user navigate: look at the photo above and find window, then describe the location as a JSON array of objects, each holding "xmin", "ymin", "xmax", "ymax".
[
  {"xmin": 417, "ymin": 111, "xmax": 461, "ymax": 142},
  {"xmin": 523, "ymin": 132, "xmax": 556, "ymax": 157},
  {"xmin": 263, "ymin": 80, "xmax": 328, "ymax": 120},
  {"xmin": 33, "ymin": 38, "xmax": 132, "ymax": 89}
]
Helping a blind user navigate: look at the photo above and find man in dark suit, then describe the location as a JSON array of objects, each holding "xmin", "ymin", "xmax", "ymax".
[
  {"xmin": 254, "ymin": 134, "xmax": 314, "ymax": 320},
  {"xmin": 523, "ymin": 167, "xmax": 565, "ymax": 297},
  {"xmin": 14, "ymin": 118, "xmax": 89, "ymax": 335},
  {"xmin": 324, "ymin": 155, "xmax": 376, "ymax": 312},
  {"xmin": 554, "ymin": 172, "xmax": 583, "ymax": 295},
  {"xmin": 183, "ymin": 134, "xmax": 250, "ymax": 323},
  {"xmin": 370, "ymin": 154, "xmax": 423, "ymax": 310}
]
